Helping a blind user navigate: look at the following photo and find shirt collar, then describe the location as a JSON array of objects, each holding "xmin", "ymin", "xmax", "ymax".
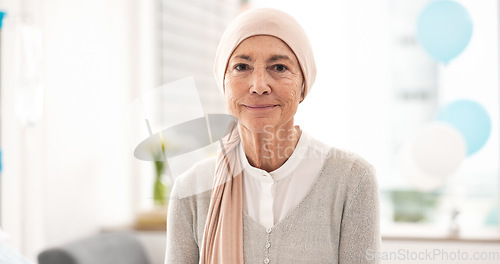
[{"xmin": 239, "ymin": 128, "xmax": 310, "ymax": 182}]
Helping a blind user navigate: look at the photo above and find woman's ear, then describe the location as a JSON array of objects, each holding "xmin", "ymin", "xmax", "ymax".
[{"xmin": 299, "ymin": 83, "xmax": 305, "ymax": 103}]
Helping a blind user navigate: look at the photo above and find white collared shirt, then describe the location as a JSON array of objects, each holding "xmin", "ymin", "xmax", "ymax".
[{"xmin": 240, "ymin": 129, "xmax": 330, "ymax": 229}]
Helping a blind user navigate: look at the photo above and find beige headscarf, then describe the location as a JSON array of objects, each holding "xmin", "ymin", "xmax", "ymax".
[{"xmin": 200, "ymin": 8, "xmax": 317, "ymax": 264}]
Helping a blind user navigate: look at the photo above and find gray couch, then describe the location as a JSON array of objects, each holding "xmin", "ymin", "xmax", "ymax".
[{"xmin": 38, "ymin": 232, "xmax": 151, "ymax": 264}]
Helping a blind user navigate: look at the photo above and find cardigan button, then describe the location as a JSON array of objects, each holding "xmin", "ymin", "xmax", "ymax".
[
  {"xmin": 266, "ymin": 228, "xmax": 272, "ymax": 234},
  {"xmin": 264, "ymin": 257, "xmax": 270, "ymax": 264},
  {"xmin": 265, "ymin": 242, "xmax": 271, "ymax": 249}
]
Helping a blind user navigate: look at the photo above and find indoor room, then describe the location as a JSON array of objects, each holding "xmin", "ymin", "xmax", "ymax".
[{"xmin": 0, "ymin": 0, "xmax": 498, "ymax": 263}]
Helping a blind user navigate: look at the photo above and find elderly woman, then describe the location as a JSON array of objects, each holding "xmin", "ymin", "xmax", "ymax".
[{"xmin": 165, "ymin": 8, "xmax": 380, "ymax": 264}]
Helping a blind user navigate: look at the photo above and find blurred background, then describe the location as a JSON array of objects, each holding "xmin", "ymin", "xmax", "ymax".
[{"xmin": 0, "ymin": 0, "xmax": 498, "ymax": 263}]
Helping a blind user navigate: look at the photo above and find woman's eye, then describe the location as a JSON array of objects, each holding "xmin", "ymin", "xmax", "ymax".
[
  {"xmin": 273, "ymin": 64, "xmax": 288, "ymax": 72},
  {"xmin": 235, "ymin": 64, "xmax": 249, "ymax": 71}
]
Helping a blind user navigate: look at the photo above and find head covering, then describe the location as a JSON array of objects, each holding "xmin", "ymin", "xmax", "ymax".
[{"xmin": 213, "ymin": 8, "xmax": 317, "ymax": 98}]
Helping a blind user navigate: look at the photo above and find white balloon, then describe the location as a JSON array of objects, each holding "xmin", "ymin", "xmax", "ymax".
[
  {"xmin": 413, "ymin": 122, "xmax": 466, "ymax": 176},
  {"xmin": 396, "ymin": 122, "xmax": 466, "ymax": 191},
  {"xmin": 396, "ymin": 141, "xmax": 444, "ymax": 191}
]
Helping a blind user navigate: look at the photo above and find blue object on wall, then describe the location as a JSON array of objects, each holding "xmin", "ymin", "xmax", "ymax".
[
  {"xmin": 0, "ymin": 11, "xmax": 6, "ymax": 173},
  {"xmin": 0, "ymin": 11, "xmax": 6, "ymax": 29},
  {"xmin": 437, "ymin": 99, "xmax": 491, "ymax": 156},
  {"xmin": 417, "ymin": 0, "xmax": 473, "ymax": 64},
  {"xmin": 485, "ymin": 203, "xmax": 498, "ymax": 226}
]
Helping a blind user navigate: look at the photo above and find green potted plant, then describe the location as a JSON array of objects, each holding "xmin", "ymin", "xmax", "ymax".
[
  {"xmin": 135, "ymin": 138, "xmax": 171, "ymax": 230},
  {"xmin": 152, "ymin": 139, "xmax": 169, "ymax": 207}
]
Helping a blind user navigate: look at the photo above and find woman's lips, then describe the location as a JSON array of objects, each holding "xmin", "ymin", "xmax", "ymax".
[{"xmin": 244, "ymin": 104, "xmax": 278, "ymax": 110}]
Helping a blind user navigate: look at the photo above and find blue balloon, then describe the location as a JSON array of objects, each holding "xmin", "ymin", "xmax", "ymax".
[
  {"xmin": 417, "ymin": 0, "xmax": 473, "ymax": 64},
  {"xmin": 437, "ymin": 100, "xmax": 491, "ymax": 156}
]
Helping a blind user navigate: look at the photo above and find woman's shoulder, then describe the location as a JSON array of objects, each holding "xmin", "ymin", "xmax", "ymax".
[
  {"xmin": 171, "ymin": 156, "xmax": 216, "ymax": 199},
  {"xmin": 304, "ymin": 132, "xmax": 374, "ymax": 175},
  {"xmin": 299, "ymin": 131, "xmax": 374, "ymax": 181},
  {"xmin": 320, "ymin": 145, "xmax": 376, "ymax": 189},
  {"xmin": 327, "ymin": 147, "xmax": 373, "ymax": 173}
]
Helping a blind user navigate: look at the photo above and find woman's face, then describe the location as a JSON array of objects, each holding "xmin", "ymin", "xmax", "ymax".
[{"xmin": 224, "ymin": 35, "xmax": 304, "ymax": 134}]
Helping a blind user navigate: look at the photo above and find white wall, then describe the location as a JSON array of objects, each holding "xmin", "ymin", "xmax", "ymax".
[
  {"xmin": 0, "ymin": 0, "xmax": 144, "ymax": 261},
  {"xmin": 42, "ymin": 0, "xmax": 135, "ymax": 245}
]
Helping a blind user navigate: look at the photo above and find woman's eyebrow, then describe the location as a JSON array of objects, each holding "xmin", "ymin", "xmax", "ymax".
[
  {"xmin": 268, "ymin": 55, "xmax": 291, "ymax": 63},
  {"xmin": 233, "ymin": 54, "xmax": 252, "ymax": 61}
]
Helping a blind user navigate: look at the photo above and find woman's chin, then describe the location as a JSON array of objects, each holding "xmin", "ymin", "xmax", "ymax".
[{"xmin": 238, "ymin": 119, "xmax": 277, "ymax": 134}]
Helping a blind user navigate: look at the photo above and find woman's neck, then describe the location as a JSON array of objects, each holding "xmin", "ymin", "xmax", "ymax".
[{"xmin": 239, "ymin": 122, "xmax": 301, "ymax": 172}]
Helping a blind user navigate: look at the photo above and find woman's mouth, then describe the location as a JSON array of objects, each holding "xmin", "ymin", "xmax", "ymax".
[{"xmin": 244, "ymin": 104, "xmax": 278, "ymax": 111}]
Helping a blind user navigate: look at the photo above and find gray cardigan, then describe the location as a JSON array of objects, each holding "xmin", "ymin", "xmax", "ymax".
[{"xmin": 165, "ymin": 147, "xmax": 381, "ymax": 264}]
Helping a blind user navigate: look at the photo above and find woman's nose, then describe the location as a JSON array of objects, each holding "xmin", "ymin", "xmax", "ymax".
[{"xmin": 249, "ymin": 68, "xmax": 271, "ymax": 95}]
